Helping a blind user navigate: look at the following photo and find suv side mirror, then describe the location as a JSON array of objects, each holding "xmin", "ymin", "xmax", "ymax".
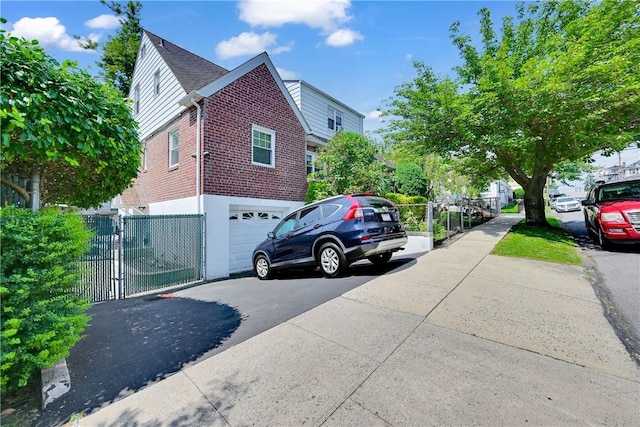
[
  {"xmin": 267, "ymin": 231, "xmax": 275, "ymax": 239},
  {"xmin": 581, "ymin": 199, "xmax": 594, "ymax": 206}
]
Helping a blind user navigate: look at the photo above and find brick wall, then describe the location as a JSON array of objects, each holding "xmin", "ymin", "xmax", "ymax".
[
  {"xmin": 121, "ymin": 109, "xmax": 198, "ymax": 206},
  {"xmin": 202, "ymin": 64, "xmax": 307, "ymax": 202},
  {"xmin": 123, "ymin": 63, "xmax": 308, "ymax": 207}
]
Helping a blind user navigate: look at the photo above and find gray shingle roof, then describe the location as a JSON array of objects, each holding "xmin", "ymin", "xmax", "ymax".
[{"xmin": 144, "ymin": 30, "xmax": 228, "ymax": 93}]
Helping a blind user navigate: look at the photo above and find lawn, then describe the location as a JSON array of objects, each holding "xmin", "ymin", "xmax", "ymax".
[
  {"xmin": 501, "ymin": 202, "xmax": 521, "ymax": 213},
  {"xmin": 491, "ymin": 217, "xmax": 582, "ymax": 265}
]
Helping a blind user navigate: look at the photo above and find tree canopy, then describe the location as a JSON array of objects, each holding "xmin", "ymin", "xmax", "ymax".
[
  {"xmin": 382, "ymin": 0, "xmax": 639, "ymax": 226},
  {"xmin": 309, "ymin": 131, "xmax": 390, "ymax": 198},
  {"xmin": 1, "ymin": 27, "xmax": 141, "ymax": 209},
  {"xmin": 77, "ymin": 1, "xmax": 143, "ymax": 96}
]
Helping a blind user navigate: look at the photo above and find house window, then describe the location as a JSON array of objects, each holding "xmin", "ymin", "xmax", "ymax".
[
  {"xmin": 142, "ymin": 141, "xmax": 148, "ymax": 172},
  {"xmin": 327, "ymin": 107, "xmax": 343, "ymax": 131},
  {"xmin": 133, "ymin": 84, "xmax": 140, "ymax": 115},
  {"xmin": 140, "ymin": 43, "xmax": 146, "ymax": 59},
  {"xmin": 252, "ymin": 125, "xmax": 275, "ymax": 167},
  {"xmin": 169, "ymin": 130, "xmax": 179, "ymax": 168},
  {"xmin": 154, "ymin": 71, "xmax": 160, "ymax": 96},
  {"xmin": 306, "ymin": 151, "xmax": 317, "ymax": 175}
]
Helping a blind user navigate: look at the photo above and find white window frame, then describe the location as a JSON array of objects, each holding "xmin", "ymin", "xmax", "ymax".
[
  {"xmin": 169, "ymin": 129, "xmax": 179, "ymax": 168},
  {"xmin": 327, "ymin": 106, "xmax": 343, "ymax": 131},
  {"xmin": 327, "ymin": 106, "xmax": 335, "ymax": 130},
  {"xmin": 252, "ymin": 125, "xmax": 275, "ymax": 168},
  {"xmin": 133, "ymin": 84, "xmax": 140, "ymax": 115},
  {"xmin": 306, "ymin": 150, "xmax": 317, "ymax": 175},
  {"xmin": 153, "ymin": 70, "xmax": 160, "ymax": 96},
  {"xmin": 142, "ymin": 140, "xmax": 148, "ymax": 172}
]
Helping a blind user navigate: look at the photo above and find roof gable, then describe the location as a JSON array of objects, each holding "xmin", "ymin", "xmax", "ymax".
[
  {"xmin": 179, "ymin": 52, "xmax": 311, "ymax": 134},
  {"xmin": 144, "ymin": 30, "xmax": 228, "ymax": 93}
]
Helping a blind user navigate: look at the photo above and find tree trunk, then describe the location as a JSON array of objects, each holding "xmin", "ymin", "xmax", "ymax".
[
  {"xmin": 522, "ymin": 175, "xmax": 549, "ymax": 227},
  {"xmin": 29, "ymin": 169, "xmax": 41, "ymax": 211}
]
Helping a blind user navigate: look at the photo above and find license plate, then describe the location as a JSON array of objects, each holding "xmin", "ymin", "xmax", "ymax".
[{"xmin": 381, "ymin": 213, "xmax": 391, "ymax": 221}]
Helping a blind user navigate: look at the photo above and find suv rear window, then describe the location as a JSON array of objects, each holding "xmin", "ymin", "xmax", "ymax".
[{"xmin": 354, "ymin": 196, "xmax": 399, "ymax": 222}]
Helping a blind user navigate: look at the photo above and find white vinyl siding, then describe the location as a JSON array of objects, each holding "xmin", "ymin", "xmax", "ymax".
[
  {"xmin": 252, "ymin": 125, "xmax": 275, "ymax": 167},
  {"xmin": 129, "ymin": 33, "xmax": 188, "ymax": 140},
  {"xmin": 284, "ymin": 80, "xmax": 364, "ymax": 143}
]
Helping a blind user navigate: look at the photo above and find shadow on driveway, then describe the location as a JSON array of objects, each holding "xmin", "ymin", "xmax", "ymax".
[{"xmin": 34, "ymin": 296, "xmax": 242, "ymax": 427}]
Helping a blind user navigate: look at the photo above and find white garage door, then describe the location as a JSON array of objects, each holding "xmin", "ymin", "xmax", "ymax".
[{"xmin": 229, "ymin": 208, "xmax": 283, "ymax": 273}]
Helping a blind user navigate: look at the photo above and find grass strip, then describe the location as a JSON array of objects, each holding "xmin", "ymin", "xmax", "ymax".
[
  {"xmin": 501, "ymin": 202, "xmax": 521, "ymax": 213},
  {"xmin": 491, "ymin": 217, "xmax": 582, "ymax": 265}
]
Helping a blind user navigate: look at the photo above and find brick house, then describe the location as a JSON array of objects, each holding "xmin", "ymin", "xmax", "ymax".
[{"xmin": 119, "ymin": 30, "xmax": 312, "ymax": 279}]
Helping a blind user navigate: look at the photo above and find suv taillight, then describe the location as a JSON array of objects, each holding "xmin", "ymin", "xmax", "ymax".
[{"xmin": 343, "ymin": 196, "xmax": 364, "ymax": 220}]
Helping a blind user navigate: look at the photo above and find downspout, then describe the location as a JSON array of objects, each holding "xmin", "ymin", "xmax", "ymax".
[
  {"xmin": 189, "ymin": 97, "xmax": 202, "ymax": 215},
  {"xmin": 189, "ymin": 96, "xmax": 206, "ymax": 281}
]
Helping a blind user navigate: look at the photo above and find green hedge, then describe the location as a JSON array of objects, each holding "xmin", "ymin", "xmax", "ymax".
[
  {"xmin": 0, "ymin": 207, "xmax": 92, "ymax": 393},
  {"xmin": 385, "ymin": 193, "xmax": 429, "ymax": 231}
]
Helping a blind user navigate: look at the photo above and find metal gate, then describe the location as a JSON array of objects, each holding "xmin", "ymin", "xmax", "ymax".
[
  {"xmin": 80, "ymin": 214, "xmax": 205, "ymax": 303},
  {"xmin": 79, "ymin": 215, "xmax": 117, "ymax": 302}
]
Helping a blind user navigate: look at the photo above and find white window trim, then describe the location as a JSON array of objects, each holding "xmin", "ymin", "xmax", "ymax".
[
  {"xmin": 133, "ymin": 84, "xmax": 140, "ymax": 115},
  {"xmin": 251, "ymin": 124, "xmax": 275, "ymax": 168},
  {"xmin": 169, "ymin": 129, "xmax": 179, "ymax": 168},
  {"xmin": 153, "ymin": 70, "xmax": 160, "ymax": 96},
  {"xmin": 306, "ymin": 150, "xmax": 317, "ymax": 175}
]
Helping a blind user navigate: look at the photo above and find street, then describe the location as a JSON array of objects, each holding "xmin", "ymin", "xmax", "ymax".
[{"xmin": 556, "ymin": 210, "xmax": 640, "ymax": 340}]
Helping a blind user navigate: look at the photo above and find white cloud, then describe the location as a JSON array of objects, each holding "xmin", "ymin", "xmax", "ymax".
[
  {"xmin": 366, "ymin": 110, "xmax": 382, "ymax": 120},
  {"xmin": 8, "ymin": 17, "xmax": 85, "ymax": 52},
  {"xmin": 84, "ymin": 14, "xmax": 120, "ymax": 30},
  {"xmin": 277, "ymin": 67, "xmax": 301, "ymax": 80},
  {"xmin": 238, "ymin": 0, "xmax": 351, "ymax": 31},
  {"xmin": 325, "ymin": 28, "xmax": 363, "ymax": 47},
  {"xmin": 215, "ymin": 31, "xmax": 291, "ymax": 59},
  {"xmin": 406, "ymin": 53, "xmax": 413, "ymax": 61},
  {"xmin": 238, "ymin": 0, "xmax": 362, "ymax": 47}
]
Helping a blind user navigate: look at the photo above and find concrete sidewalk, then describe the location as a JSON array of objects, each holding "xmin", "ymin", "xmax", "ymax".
[{"xmin": 77, "ymin": 214, "xmax": 640, "ymax": 426}]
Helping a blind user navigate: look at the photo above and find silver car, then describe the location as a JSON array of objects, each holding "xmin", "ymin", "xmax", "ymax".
[{"xmin": 554, "ymin": 197, "xmax": 581, "ymax": 213}]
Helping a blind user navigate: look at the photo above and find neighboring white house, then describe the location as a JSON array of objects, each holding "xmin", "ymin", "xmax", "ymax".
[
  {"xmin": 482, "ymin": 179, "xmax": 513, "ymax": 207},
  {"xmin": 284, "ymin": 80, "xmax": 365, "ymax": 175}
]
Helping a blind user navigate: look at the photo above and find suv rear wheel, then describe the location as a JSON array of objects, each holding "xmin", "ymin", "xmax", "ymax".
[
  {"xmin": 367, "ymin": 252, "xmax": 392, "ymax": 266},
  {"xmin": 318, "ymin": 243, "xmax": 346, "ymax": 278}
]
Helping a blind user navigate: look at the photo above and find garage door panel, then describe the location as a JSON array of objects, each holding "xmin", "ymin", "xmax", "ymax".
[{"xmin": 229, "ymin": 208, "xmax": 282, "ymax": 273}]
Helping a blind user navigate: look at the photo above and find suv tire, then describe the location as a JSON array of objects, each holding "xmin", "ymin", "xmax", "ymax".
[
  {"xmin": 597, "ymin": 225, "xmax": 612, "ymax": 251},
  {"xmin": 254, "ymin": 254, "xmax": 272, "ymax": 280},
  {"xmin": 318, "ymin": 243, "xmax": 346, "ymax": 278}
]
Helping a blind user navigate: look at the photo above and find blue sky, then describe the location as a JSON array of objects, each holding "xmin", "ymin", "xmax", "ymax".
[
  {"xmin": 3, "ymin": 0, "xmax": 638, "ymax": 171},
  {"xmin": 2, "ymin": 0, "xmax": 521, "ymax": 132}
]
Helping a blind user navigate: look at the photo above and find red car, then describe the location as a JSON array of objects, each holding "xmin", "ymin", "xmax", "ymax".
[{"xmin": 582, "ymin": 177, "xmax": 640, "ymax": 249}]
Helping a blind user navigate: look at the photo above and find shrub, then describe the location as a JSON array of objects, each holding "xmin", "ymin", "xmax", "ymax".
[
  {"xmin": 385, "ymin": 193, "xmax": 429, "ymax": 231},
  {"xmin": 0, "ymin": 207, "xmax": 92, "ymax": 393},
  {"xmin": 514, "ymin": 188, "xmax": 525, "ymax": 199},
  {"xmin": 306, "ymin": 181, "xmax": 332, "ymax": 203}
]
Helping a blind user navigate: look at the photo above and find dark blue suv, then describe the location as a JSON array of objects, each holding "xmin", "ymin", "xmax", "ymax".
[{"xmin": 252, "ymin": 194, "xmax": 407, "ymax": 279}]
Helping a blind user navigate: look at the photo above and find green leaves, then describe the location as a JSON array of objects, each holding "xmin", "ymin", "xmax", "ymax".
[
  {"xmin": 0, "ymin": 207, "xmax": 91, "ymax": 393},
  {"xmin": 1, "ymin": 28, "xmax": 142, "ymax": 208},
  {"xmin": 382, "ymin": 0, "xmax": 640, "ymax": 226}
]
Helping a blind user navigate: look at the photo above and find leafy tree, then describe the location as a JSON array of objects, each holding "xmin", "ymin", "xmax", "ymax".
[
  {"xmin": 1, "ymin": 26, "xmax": 141, "ymax": 209},
  {"xmin": 382, "ymin": 0, "xmax": 639, "ymax": 226},
  {"xmin": 309, "ymin": 131, "xmax": 390, "ymax": 199},
  {"xmin": 395, "ymin": 162, "xmax": 427, "ymax": 196},
  {"xmin": 551, "ymin": 159, "xmax": 597, "ymax": 186},
  {"xmin": 76, "ymin": 1, "xmax": 143, "ymax": 96}
]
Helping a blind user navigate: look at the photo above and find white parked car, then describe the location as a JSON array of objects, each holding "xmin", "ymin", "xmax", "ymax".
[{"xmin": 554, "ymin": 197, "xmax": 581, "ymax": 213}]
